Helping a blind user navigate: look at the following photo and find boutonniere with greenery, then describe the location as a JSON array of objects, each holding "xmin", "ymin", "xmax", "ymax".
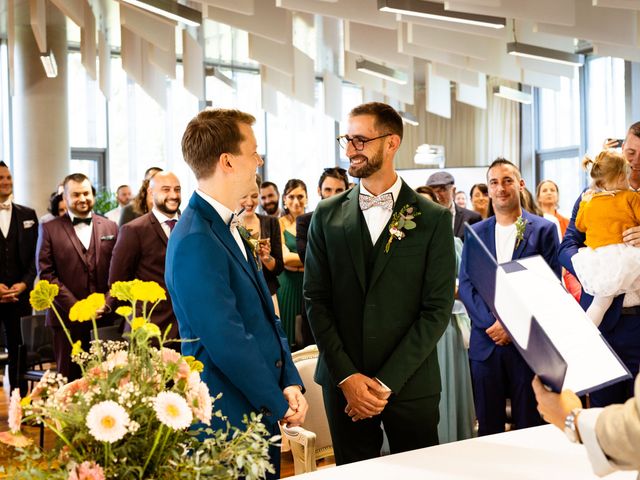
[
  {"xmin": 515, "ymin": 215, "xmax": 527, "ymax": 249},
  {"xmin": 385, "ymin": 204, "xmax": 421, "ymax": 253},
  {"xmin": 238, "ymin": 225, "xmax": 262, "ymax": 270}
]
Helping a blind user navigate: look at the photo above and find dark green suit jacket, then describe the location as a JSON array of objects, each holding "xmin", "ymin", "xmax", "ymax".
[{"xmin": 304, "ymin": 181, "xmax": 455, "ymax": 400}]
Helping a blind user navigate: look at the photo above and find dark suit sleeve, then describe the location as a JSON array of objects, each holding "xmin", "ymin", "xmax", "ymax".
[
  {"xmin": 168, "ymin": 232, "xmax": 291, "ymax": 419},
  {"xmin": 304, "ymin": 205, "xmax": 359, "ymax": 383},
  {"xmin": 19, "ymin": 207, "xmax": 39, "ymax": 287},
  {"xmin": 267, "ymin": 217, "xmax": 284, "ymax": 277},
  {"xmin": 375, "ymin": 208, "xmax": 455, "ymax": 392},
  {"xmin": 458, "ymin": 232, "xmax": 496, "ymax": 330},
  {"xmin": 295, "ymin": 214, "xmax": 310, "ymax": 265},
  {"xmin": 540, "ymin": 221, "xmax": 561, "ymax": 278},
  {"xmin": 558, "ymin": 194, "xmax": 585, "ymax": 277},
  {"xmin": 107, "ymin": 223, "xmax": 139, "ymax": 309},
  {"xmin": 36, "ymin": 222, "xmax": 79, "ymax": 312}
]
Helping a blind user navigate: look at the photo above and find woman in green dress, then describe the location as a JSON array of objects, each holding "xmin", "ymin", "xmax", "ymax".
[{"xmin": 277, "ymin": 179, "xmax": 307, "ymax": 347}]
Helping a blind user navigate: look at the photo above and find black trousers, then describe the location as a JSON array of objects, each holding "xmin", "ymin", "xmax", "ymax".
[
  {"xmin": 321, "ymin": 384, "xmax": 440, "ymax": 465},
  {"xmin": 0, "ymin": 301, "xmax": 29, "ymax": 396}
]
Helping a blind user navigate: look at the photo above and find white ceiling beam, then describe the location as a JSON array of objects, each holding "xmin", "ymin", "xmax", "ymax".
[
  {"xmin": 29, "ymin": 0, "xmax": 47, "ymax": 53},
  {"xmin": 407, "ymin": 22, "xmax": 500, "ymax": 60},
  {"xmin": 207, "ymin": 1, "xmax": 292, "ymax": 44},
  {"xmin": 593, "ymin": 41, "xmax": 640, "ymax": 62},
  {"xmin": 81, "ymin": 1, "xmax": 97, "ymax": 80},
  {"xmin": 323, "ymin": 70, "xmax": 342, "ymax": 120},
  {"xmin": 293, "ymin": 47, "xmax": 315, "ymax": 107},
  {"xmin": 261, "ymin": 79, "xmax": 279, "ymax": 116},
  {"xmin": 522, "ymin": 69, "xmax": 561, "ymax": 90},
  {"xmin": 397, "ymin": 12, "xmax": 507, "ymax": 39},
  {"xmin": 446, "ymin": 0, "xmax": 576, "ymax": 26},
  {"xmin": 456, "ymin": 74, "xmax": 487, "ymax": 109},
  {"xmin": 277, "ymin": 0, "xmax": 397, "ymax": 29},
  {"xmin": 50, "ymin": 0, "xmax": 85, "ymax": 28},
  {"xmin": 261, "ymin": 65, "xmax": 294, "ymax": 96},
  {"xmin": 120, "ymin": 3, "xmax": 176, "ymax": 52},
  {"xmin": 198, "ymin": 0, "xmax": 255, "ymax": 15},
  {"xmin": 425, "ymin": 63, "xmax": 451, "ymax": 119},
  {"xmin": 432, "ymin": 63, "xmax": 481, "ymax": 87},
  {"xmin": 183, "ymin": 30, "xmax": 204, "ymax": 100},
  {"xmin": 535, "ymin": 0, "xmax": 638, "ymax": 47},
  {"xmin": 593, "ymin": 0, "xmax": 640, "ymax": 10},
  {"xmin": 98, "ymin": 30, "xmax": 111, "ymax": 99},
  {"xmin": 248, "ymin": 33, "xmax": 294, "ymax": 75},
  {"xmin": 345, "ymin": 21, "xmax": 412, "ymax": 68},
  {"xmin": 398, "ymin": 23, "xmax": 470, "ymax": 69}
]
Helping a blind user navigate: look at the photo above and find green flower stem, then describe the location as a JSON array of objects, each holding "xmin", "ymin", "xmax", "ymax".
[
  {"xmin": 44, "ymin": 419, "xmax": 80, "ymax": 458},
  {"xmin": 141, "ymin": 424, "xmax": 164, "ymax": 478},
  {"xmin": 90, "ymin": 316, "xmax": 103, "ymax": 365}
]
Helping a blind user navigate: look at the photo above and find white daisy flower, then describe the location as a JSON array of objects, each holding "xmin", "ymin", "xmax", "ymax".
[
  {"xmin": 153, "ymin": 392, "xmax": 193, "ymax": 430},
  {"xmin": 86, "ymin": 400, "xmax": 130, "ymax": 443},
  {"xmin": 8, "ymin": 389, "xmax": 22, "ymax": 433}
]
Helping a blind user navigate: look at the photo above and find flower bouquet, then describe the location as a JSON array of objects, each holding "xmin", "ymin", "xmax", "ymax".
[{"xmin": 0, "ymin": 279, "xmax": 275, "ymax": 479}]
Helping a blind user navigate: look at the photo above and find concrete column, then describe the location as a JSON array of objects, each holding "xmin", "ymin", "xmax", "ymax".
[{"xmin": 12, "ymin": 0, "xmax": 68, "ymax": 215}]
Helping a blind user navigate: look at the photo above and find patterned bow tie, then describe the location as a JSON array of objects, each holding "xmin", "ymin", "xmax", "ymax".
[
  {"xmin": 228, "ymin": 214, "xmax": 241, "ymax": 230},
  {"xmin": 359, "ymin": 193, "xmax": 394, "ymax": 211},
  {"xmin": 72, "ymin": 216, "xmax": 92, "ymax": 226},
  {"xmin": 0, "ymin": 203, "xmax": 10, "ymax": 210}
]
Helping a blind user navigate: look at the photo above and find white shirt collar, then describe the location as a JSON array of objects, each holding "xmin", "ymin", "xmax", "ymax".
[
  {"xmin": 152, "ymin": 207, "xmax": 178, "ymax": 224},
  {"xmin": 359, "ymin": 174, "xmax": 403, "ymax": 204},
  {"xmin": 195, "ymin": 190, "xmax": 235, "ymax": 224}
]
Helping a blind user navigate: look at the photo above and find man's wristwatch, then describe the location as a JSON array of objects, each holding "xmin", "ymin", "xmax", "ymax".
[{"xmin": 564, "ymin": 408, "xmax": 583, "ymax": 443}]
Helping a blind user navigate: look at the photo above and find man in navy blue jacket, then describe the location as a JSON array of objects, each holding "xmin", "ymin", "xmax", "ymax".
[{"xmin": 459, "ymin": 158, "xmax": 560, "ymax": 436}]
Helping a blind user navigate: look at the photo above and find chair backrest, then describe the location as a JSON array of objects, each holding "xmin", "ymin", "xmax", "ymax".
[
  {"xmin": 291, "ymin": 345, "xmax": 333, "ymax": 457},
  {"xmin": 20, "ymin": 314, "xmax": 55, "ymax": 363}
]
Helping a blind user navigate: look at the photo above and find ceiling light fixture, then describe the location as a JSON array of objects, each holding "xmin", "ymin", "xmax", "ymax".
[
  {"xmin": 493, "ymin": 85, "xmax": 532, "ymax": 105},
  {"xmin": 355, "ymin": 58, "xmax": 408, "ymax": 85},
  {"xmin": 378, "ymin": 0, "xmax": 506, "ymax": 29},
  {"xmin": 507, "ymin": 42, "xmax": 584, "ymax": 67},
  {"xmin": 399, "ymin": 111, "xmax": 419, "ymax": 126},
  {"xmin": 120, "ymin": 0, "xmax": 201, "ymax": 27},
  {"xmin": 40, "ymin": 51, "xmax": 58, "ymax": 78}
]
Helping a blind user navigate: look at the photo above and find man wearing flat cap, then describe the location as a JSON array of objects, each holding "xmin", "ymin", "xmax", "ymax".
[{"xmin": 426, "ymin": 171, "xmax": 481, "ymax": 240}]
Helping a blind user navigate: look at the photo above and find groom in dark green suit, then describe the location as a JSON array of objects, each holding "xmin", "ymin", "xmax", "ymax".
[{"xmin": 304, "ymin": 102, "xmax": 456, "ymax": 465}]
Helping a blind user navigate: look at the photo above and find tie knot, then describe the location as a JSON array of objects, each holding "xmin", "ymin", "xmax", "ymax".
[
  {"xmin": 72, "ymin": 216, "xmax": 92, "ymax": 226},
  {"xmin": 0, "ymin": 203, "xmax": 10, "ymax": 210},
  {"xmin": 228, "ymin": 214, "xmax": 240, "ymax": 230},
  {"xmin": 165, "ymin": 219, "xmax": 177, "ymax": 231},
  {"xmin": 359, "ymin": 192, "xmax": 394, "ymax": 211}
]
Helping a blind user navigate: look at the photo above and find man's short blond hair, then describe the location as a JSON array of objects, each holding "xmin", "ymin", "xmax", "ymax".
[{"xmin": 181, "ymin": 109, "xmax": 256, "ymax": 180}]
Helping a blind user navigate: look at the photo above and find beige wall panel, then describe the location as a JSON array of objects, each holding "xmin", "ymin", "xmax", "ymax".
[
  {"xmin": 120, "ymin": 2, "xmax": 176, "ymax": 51},
  {"xmin": 207, "ymin": 1, "xmax": 292, "ymax": 44},
  {"xmin": 248, "ymin": 33, "xmax": 294, "ymax": 75},
  {"xmin": 81, "ymin": 1, "xmax": 96, "ymax": 80},
  {"xmin": 182, "ymin": 29, "xmax": 204, "ymax": 100}
]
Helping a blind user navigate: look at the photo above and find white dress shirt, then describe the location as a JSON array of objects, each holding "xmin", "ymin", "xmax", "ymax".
[
  {"xmin": 196, "ymin": 190, "xmax": 247, "ymax": 261},
  {"xmin": 0, "ymin": 200, "xmax": 11, "ymax": 238},
  {"xmin": 495, "ymin": 222, "xmax": 517, "ymax": 264},
  {"xmin": 576, "ymin": 408, "xmax": 617, "ymax": 476},
  {"xmin": 359, "ymin": 175, "xmax": 403, "ymax": 245},
  {"xmin": 152, "ymin": 208, "xmax": 179, "ymax": 238},
  {"xmin": 68, "ymin": 212, "xmax": 93, "ymax": 250}
]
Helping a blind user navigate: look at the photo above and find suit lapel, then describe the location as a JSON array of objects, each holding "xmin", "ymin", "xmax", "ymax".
[
  {"xmin": 91, "ymin": 216, "xmax": 103, "ymax": 266},
  {"xmin": 369, "ymin": 181, "xmax": 415, "ymax": 289},
  {"xmin": 148, "ymin": 214, "xmax": 168, "ymax": 247},
  {"xmin": 62, "ymin": 215, "xmax": 88, "ymax": 266},
  {"xmin": 342, "ymin": 186, "xmax": 366, "ymax": 292},
  {"xmin": 512, "ymin": 210, "xmax": 532, "ymax": 259},
  {"xmin": 453, "ymin": 204, "xmax": 464, "ymax": 237},
  {"xmin": 483, "ymin": 216, "xmax": 497, "ymax": 260}
]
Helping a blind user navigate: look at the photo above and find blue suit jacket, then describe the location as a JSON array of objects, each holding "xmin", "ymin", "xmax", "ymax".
[
  {"xmin": 559, "ymin": 193, "xmax": 629, "ymax": 336},
  {"xmin": 459, "ymin": 210, "xmax": 561, "ymax": 361},
  {"xmin": 165, "ymin": 192, "xmax": 302, "ymax": 430}
]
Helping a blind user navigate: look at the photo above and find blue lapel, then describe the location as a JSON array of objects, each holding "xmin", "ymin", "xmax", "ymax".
[{"xmin": 479, "ymin": 215, "xmax": 497, "ymax": 260}]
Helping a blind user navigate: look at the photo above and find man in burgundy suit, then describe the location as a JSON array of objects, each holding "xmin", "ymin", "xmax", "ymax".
[
  {"xmin": 108, "ymin": 171, "xmax": 181, "ymax": 344},
  {"xmin": 37, "ymin": 173, "xmax": 118, "ymax": 380}
]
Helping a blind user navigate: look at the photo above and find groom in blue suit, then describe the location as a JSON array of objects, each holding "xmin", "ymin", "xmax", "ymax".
[
  {"xmin": 165, "ymin": 109, "xmax": 307, "ymax": 477},
  {"xmin": 459, "ymin": 158, "xmax": 560, "ymax": 436}
]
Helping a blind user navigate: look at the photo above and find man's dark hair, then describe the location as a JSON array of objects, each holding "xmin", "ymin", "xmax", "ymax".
[
  {"xmin": 260, "ymin": 181, "xmax": 279, "ymax": 194},
  {"xmin": 416, "ymin": 185, "xmax": 437, "ymax": 200},
  {"xmin": 181, "ymin": 109, "xmax": 256, "ymax": 180},
  {"xmin": 349, "ymin": 102, "xmax": 403, "ymax": 140},
  {"xmin": 282, "ymin": 179, "xmax": 307, "ymax": 213},
  {"xmin": 116, "ymin": 184, "xmax": 129, "ymax": 193},
  {"xmin": 144, "ymin": 167, "xmax": 163, "ymax": 179},
  {"xmin": 487, "ymin": 157, "xmax": 521, "ymax": 180},
  {"xmin": 0, "ymin": 161, "xmax": 7, "ymax": 168},
  {"xmin": 50, "ymin": 193, "xmax": 65, "ymax": 216},
  {"xmin": 63, "ymin": 173, "xmax": 91, "ymax": 190},
  {"xmin": 318, "ymin": 167, "xmax": 349, "ymax": 190},
  {"xmin": 470, "ymin": 183, "xmax": 488, "ymax": 197},
  {"xmin": 629, "ymin": 121, "xmax": 640, "ymax": 139}
]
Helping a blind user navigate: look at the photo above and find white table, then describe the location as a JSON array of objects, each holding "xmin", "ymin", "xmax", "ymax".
[{"xmin": 296, "ymin": 425, "xmax": 637, "ymax": 479}]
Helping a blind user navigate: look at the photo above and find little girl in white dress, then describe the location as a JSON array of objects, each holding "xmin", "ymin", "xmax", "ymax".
[{"xmin": 572, "ymin": 150, "xmax": 640, "ymax": 326}]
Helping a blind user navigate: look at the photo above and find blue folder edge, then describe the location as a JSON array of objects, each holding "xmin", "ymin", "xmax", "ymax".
[{"xmin": 463, "ymin": 222, "xmax": 631, "ymax": 395}]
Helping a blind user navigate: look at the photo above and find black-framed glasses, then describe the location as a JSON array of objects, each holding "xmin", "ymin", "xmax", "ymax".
[{"xmin": 336, "ymin": 134, "xmax": 391, "ymax": 151}]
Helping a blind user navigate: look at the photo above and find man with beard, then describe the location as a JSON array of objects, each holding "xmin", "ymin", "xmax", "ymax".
[
  {"xmin": 0, "ymin": 161, "xmax": 38, "ymax": 396},
  {"xmin": 304, "ymin": 102, "xmax": 455, "ymax": 464},
  {"xmin": 37, "ymin": 173, "xmax": 118, "ymax": 380},
  {"xmin": 259, "ymin": 181, "xmax": 284, "ymax": 217},
  {"xmin": 108, "ymin": 171, "xmax": 181, "ymax": 344}
]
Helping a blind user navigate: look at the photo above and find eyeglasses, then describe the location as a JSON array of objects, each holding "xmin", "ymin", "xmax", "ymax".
[{"xmin": 336, "ymin": 134, "xmax": 391, "ymax": 151}]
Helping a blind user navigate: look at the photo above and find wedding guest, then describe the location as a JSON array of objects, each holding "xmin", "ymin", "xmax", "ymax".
[
  {"xmin": 119, "ymin": 167, "xmax": 162, "ymax": 226},
  {"xmin": 470, "ymin": 183, "xmax": 489, "ymax": 219},
  {"xmin": 277, "ymin": 179, "xmax": 307, "ymax": 347},
  {"xmin": 427, "ymin": 171, "xmax": 481, "ymax": 240},
  {"xmin": 455, "ymin": 191, "xmax": 467, "ymax": 209},
  {"xmin": 166, "ymin": 109, "xmax": 306, "ymax": 479},
  {"xmin": 238, "ymin": 180, "xmax": 284, "ymax": 314},
  {"xmin": 105, "ymin": 185, "xmax": 132, "ymax": 223},
  {"xmin": 259, "ymin": 181, "xmax": 283, "ymax": 217}
]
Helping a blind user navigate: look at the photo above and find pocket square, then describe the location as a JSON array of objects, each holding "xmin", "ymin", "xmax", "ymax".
[
  {"xmin": 23, "ymin": 220, "xmax": 35, "ymax": 229},
  {"xmin": 101, "ymin": 235, "xmax": 115, "ymax": 241}
]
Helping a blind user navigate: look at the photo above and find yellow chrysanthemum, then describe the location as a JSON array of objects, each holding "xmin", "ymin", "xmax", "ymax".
[
  {"xmin": 71, "ymin": 341, "xmax": 83, "ymax": 357},
  {"xmin": 69, "ymin": 297, "xmax": 100, "ymax": 323},
  {"xmin": 29, "ymin": 280, "xmax": 59, "ymax": 311},
  {"xmin": 20, "ymin": 396, "xmax": 31, "ymax": 408},
  {"xmin": 87, "ymin": 293, "xmax": 105, "ymax": 310},
  {"xmin": 110, "ymin": 281, "xmax": 135, "ymax": 302},
  {"xmin": 131, "ymin": 317, "xmax": 146, "ymax": 331},
  {"xmin": 142, "ymin": 323, "xmax": 161, "ymax": 337},
  {"xmin": 130, "ymin": 281, "xmax": 166, "ymax": 304},
  {"xmin": 115, "ymin": 306, "xmax": 133, "ymax": 318}
]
